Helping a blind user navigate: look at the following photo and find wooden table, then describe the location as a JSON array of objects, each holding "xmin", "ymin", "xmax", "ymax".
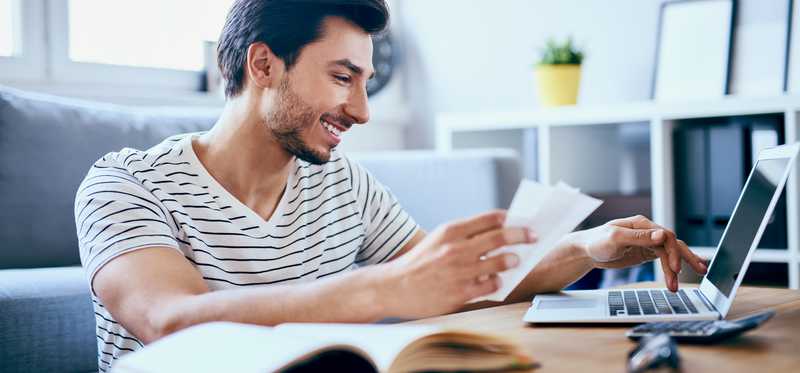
[{"xmin": 411, "ymin": 283, "xmax": 800, "ymax": 372}]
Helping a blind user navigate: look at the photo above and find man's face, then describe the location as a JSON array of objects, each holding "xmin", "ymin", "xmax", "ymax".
[{"xmin": 264, "ymin": 16, "xmax": 374, "ymax": 165}]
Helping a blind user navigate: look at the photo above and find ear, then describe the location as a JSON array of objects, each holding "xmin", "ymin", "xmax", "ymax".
[{"xmin": 245, "ymin": 42, "xmax": 283, "ymax": 90}]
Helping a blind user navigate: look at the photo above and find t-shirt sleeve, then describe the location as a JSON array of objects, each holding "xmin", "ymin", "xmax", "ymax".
[
  {"xmin": 74, "ymin": 159, "xmax": 181, "ymax": 288},
  {"xmin": 345, "ymin": 158, "xmax": 420, "ymax": 266}
]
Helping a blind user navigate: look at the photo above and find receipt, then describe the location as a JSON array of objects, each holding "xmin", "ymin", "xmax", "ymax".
[{"xmin": 470, "ymin": 180, "xmax": 603, "ymax": 302}]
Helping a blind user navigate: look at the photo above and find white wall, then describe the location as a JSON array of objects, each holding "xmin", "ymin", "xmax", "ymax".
[
  {"xmin": 0, "ymin": 0, "xmax": 670, "ymax": 154},
  {"xmin": 397, "ymin": 0, "xmax": 665, "ymax": 148}
]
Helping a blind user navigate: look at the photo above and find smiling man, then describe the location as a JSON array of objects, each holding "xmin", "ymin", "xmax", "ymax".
[{"xmin": 74, "ymin": 0, "xmax": 708, "ymax": 370}]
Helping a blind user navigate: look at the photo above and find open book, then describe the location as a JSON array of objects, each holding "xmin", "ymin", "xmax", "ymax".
[{"xmin": 113, "ymin": 322, "xmax": 537, "ymax": 372}]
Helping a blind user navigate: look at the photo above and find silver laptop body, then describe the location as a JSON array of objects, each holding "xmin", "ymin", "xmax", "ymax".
[{"xmin": 524, "ymin": 143, "xmax": 800, "ymax": 323}]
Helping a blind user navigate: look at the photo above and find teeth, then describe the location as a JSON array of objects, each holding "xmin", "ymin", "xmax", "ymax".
[{"xmin": 321, "ymin": 120, "xmax": 342, "ymax": 137}]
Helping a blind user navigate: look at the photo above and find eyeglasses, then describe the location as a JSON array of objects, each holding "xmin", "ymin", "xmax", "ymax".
[{"xmin": 627, "ymin": 334, "xmax": 681, "ymax": 373}]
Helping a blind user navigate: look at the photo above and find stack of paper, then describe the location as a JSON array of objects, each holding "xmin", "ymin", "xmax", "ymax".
[{"xmin": 472, "ymin": 180, "xmax": 603, "ymax": 302}]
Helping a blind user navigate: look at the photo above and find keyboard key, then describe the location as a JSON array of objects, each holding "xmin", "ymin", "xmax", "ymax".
[
  {"xmin": 678, "ymin": 289, "xmax": 699, "ymax": 313},
  {"xmin": 665, "ymin": 291, "xmax": 689, "ymax": 314},
  {"xmin": 624, "ymin": 291, "xmax": 641, "ymax": 315},
  {"xmin": 651, "ymin": 291, "xmax": 673, "ymax": 314},
  {"xmin": 608, "ymin": 291, "xmax": 625, "ymax": 316},
  {"xmin": 637, "ymin": 290, "xmax": 658, "ymax": 315}
]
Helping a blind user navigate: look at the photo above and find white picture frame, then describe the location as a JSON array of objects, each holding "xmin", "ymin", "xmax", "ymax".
[
  {"xmin": 788, "ymin": 0, "xmax": 800, "ymax": 93},
  {"xmin": 652, "ymin": 0, "xmax": 734, "ymax": 102},
  {"xmin": 728, "ymin": 0, "xmax": 791, "ymax": 97}
]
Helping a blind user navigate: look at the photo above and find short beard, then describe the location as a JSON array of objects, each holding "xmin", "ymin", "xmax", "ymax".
[{"xmin": 266, "ymin": 77, "xmax": 331, "ymax": 165}]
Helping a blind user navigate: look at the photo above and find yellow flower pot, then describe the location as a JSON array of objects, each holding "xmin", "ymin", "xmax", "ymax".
[{"xmin": 535, "ymin": 64, "xmax": 581, "ymax": 107}]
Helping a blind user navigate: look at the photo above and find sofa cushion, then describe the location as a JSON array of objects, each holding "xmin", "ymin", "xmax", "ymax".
[
  {"xmin": 0, "ymin": 267, "xmax": 97, "ymax": 373},
  {"xmin": 351, "ymin": 149, "xmax": 520, "ymax": 231},
  {"xmin": 0, "ymin": 87, "xmax": 218, "ymax": 269}
]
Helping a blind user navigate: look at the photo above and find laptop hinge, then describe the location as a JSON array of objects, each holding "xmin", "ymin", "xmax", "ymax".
[{"xmin": 695, "ymin": 289, "xmax": 719, "ymax": 314}]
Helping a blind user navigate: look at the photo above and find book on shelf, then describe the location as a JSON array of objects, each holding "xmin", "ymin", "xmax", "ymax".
[{"xmin": 113, "ymin": 322, "xmax": 537, "ymax": 373}]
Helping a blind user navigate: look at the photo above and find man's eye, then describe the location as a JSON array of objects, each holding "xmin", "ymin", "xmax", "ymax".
[{"xmin": 334, "ymin": 75, "xmax": 351, "ymax": 83}]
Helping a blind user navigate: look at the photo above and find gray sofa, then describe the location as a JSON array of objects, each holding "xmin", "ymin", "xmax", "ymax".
[{"xmin": 0, "ymin": 86, "xmax": 521, "ymax": 373}]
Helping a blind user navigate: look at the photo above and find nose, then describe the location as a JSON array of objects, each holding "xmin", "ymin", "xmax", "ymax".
[{"xmin": 344, "ymin": 85, "xmax": 370, "ymax": 125}]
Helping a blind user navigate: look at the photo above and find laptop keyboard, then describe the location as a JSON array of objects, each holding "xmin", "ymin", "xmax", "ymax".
[{"xmin": 608, "ymin": 289, "xmax": 700, "ymax": 316}]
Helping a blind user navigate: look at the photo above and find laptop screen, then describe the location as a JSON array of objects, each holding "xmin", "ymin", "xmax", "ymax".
[{"xmin": 705, "ymin": 157, "xmax": 789, "ymax": 297}]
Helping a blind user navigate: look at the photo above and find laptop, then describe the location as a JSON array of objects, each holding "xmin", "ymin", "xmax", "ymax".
[{"xmin": 524, "ymin": 142, "xmax": 800, "ymax": 323}]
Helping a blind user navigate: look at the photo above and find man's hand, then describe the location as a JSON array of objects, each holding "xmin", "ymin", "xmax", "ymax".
[
  {"xmin": 379, "ymin": 210, "xmax": 536, "ymax": 319},
  {"xmin": 566, "ymin": 215, "xmax": 708, "ymax": 292}
]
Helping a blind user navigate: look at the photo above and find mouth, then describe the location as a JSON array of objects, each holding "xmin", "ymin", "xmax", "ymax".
[{"xmin": 319, "ymin": 116, "xmax": 349, "ymax": 146}]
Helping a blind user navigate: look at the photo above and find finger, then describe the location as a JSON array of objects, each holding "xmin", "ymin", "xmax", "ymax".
[
  {"xmin": 474, "ymin": 253, "xmax": 519, "ymax": 277},
  {"xmin": 675, "ymin": 239, "xmax": 708, "ymax": 274},
  {"xmin": 610, "ymin": 216, "xmax": 686, "ymax": 280},
  {"xmin": 441, "ymin": 210, "xmax": 507, "ymax": 240},
  {"xmin": 655, "ymin": 251, "xmax": 678, "ymax": 292},
  {"xmin": 642, "ymin": 247, "xmax": 660, "ymax": 261},
  {"xmin": 623, "ymin": 247, "xmax": 660, "ymax": 267},
  {"xmin": 608, "ymin": 214, "xmax": 650, "ymax": 228},
  {"xmin": 467, "ymin": 227, "xmax": 536, "ymax": 256},
  {"xmin": 595, "ymin": 245, "xmax": 663, "ymax": 269},
  {"xmin": 465, "ymin": 274, "xmax": 502, "ymax": 300},
  {"xmin": 662, "ymin": 230, "xmax": 683, "ymax": 275},
  {"xmin": 614, "ymin": 226, "xmax": 667, "ymax": 248},
  {"xmin": 628, "ymin": 215, "xmax": 659, "ymax": 230},
  {"xmin": 625, "ymin": 216, "xmax": 683, "ymax": 274},
  {"xmin": 630, "ymin": 219, "xmax": 683, "ymax": 274},
  {"xmin": 593, "ymin": 249, "xmax": 651, "ymax": 269}
]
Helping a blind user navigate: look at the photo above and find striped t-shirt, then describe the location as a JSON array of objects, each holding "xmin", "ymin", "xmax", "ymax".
[{"xmin": 74, "ymin": 133, "xmax": 419, "ymax": 371}]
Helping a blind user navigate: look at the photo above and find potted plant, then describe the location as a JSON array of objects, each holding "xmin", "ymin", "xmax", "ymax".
[{"xmin": 535, "ymin": 37, "xmax": 584, "ymax": 107}]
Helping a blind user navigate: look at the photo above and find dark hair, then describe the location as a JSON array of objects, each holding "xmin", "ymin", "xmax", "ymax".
[{"xmin": 217, "ymin": 0, "xmax": 389, "ymax": 98}]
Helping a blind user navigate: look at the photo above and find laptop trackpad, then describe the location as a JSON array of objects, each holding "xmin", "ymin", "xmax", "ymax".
[{"xmin": 537, "ymin": 299, "xmax": 598, "ymax": 309}]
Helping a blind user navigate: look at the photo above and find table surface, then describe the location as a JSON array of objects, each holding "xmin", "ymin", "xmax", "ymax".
[{"xmin": 411, "ymin": 283, "xmax": 800, "ymax": 372}]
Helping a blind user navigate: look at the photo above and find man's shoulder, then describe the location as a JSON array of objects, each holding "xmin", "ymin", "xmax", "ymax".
[
  {"xmin": 90, "ymin": 133, "xmax": 191, "ymax": 172},
  {"xmin": 79, "ymin": 133, "xmax": 194, "ymax": 197}
]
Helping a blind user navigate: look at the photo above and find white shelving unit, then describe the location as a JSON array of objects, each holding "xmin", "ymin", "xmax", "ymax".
[{"xmin": 436, "ymin": 94, "xmax": 800, "ymax": 289}]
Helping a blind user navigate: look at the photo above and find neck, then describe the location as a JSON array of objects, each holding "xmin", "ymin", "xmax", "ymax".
[{"xmin": 194, "ymin": 96, "xmax": 294, "ymax": 206}]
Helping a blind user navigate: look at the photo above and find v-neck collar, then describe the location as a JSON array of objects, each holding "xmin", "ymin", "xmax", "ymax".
[{"xmin": 179, "ymin": 133, "xmax": 298, "ymax": 233}]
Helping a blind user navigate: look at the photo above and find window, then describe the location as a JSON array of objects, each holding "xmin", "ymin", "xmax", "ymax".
[
  {"xmin": 0, "ymin": 0, "xmax": 250, "ymax": 101},
  {"xmin": 67, "ymin": 0, "xmax": 234, "ymax": 71},
  {"xmin": 0, "ymin": 0, "xmax": 16, "ymax": 56},
  {"xmin": 0, "ymin": 0, "xmax": 45, "ymax": 82}
]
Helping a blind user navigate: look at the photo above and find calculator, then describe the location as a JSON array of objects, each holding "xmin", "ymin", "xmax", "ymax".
[{"xmin": 626, "ymin": 310, "xmax": 775, "ymax": 344}]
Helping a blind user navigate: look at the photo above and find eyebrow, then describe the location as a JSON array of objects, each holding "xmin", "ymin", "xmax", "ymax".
[{"xmin": 329, "ymin": 59, "xmax": 375, "ymax": 80}]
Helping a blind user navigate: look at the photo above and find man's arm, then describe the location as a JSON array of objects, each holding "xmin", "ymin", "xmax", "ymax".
[
  {"xmin": 390, "ymin": 228, "xmax": 590, "ymax": 307},
  {"xmin": 385, "ymin": 229, "xmax": 426, "ymax": 261},
  {"xmin": 93, "ymin": 246, "xmax": 390, "ymax": 344},
  {"xmin": 93, "ymin": 211, "xmax": 533, "ymax": 344},
  {"xmin": 459, "ymin": 215, "xmax": 709, "ymax": 311}
]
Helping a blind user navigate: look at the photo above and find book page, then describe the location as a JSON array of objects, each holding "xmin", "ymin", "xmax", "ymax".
[
  {"xmin": 113, "ymin": 322, "xmax": 371, "ymax": 373},
  {"xmin": 274, "ymin": 323, "xmax": 443, "ymax": 371},
  {"xmin": 113, "ymin": 322, "xmax": 527, "ymax": 373}
]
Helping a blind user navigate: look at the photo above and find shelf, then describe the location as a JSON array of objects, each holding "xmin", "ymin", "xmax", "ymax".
[
  {"xmin": 691, "ymin": 247, "xmax": 792, "ymax": 263},
  {"xmin": 437, "ymin": 94, "xmax": 800, "ymax": 133},
  {"xmin": 657, "ymin": 95, "xmax": 798, "ymax": 120},
  {"xmin": 437, "ymin": 94, "xmax": 800, "ymax": 290},
  {"xmin": 438, "ymin": 102, "xmax": 653, "ymax": 130}
]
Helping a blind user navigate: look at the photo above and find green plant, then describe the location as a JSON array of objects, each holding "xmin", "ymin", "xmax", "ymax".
[{"xmin": 537, "ymin": 37, "xmax": 584, "ymax": 65}]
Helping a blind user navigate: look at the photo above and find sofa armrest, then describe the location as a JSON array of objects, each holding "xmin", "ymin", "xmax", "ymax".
[
  {"xmin": 350, "ymin": 149, "xmax": 521, "ymax": 231},
  {"xmin": 0, "ymin": 267, "xmax": 97, "ymax": 373}
]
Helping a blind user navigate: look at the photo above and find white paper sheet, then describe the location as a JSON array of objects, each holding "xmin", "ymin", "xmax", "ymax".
[{"xmin": 471, "ymin": 180, "xmax": 603, "ymax": 303}]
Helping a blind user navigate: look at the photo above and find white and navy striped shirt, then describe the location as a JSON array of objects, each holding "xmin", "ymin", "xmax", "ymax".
[{"xmin": 74, "ymin": 133, "xmax": 419, "ymax": 371}]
